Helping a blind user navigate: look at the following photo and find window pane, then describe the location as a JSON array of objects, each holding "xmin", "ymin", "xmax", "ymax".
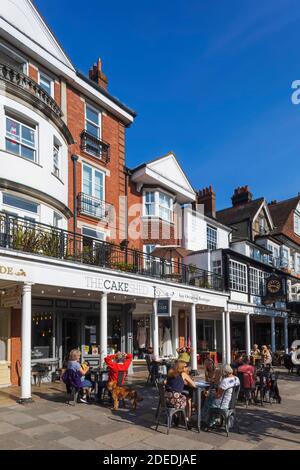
[
  {"xmin": 86, "ymin": 106, "xmax": 99, "ymax": 125},
  {"xmin": 94, "ymin": 171, "xmax": 104, "ymax": 200},
  {"xmin": 21, "ymin": 126, "xmax": 35, "ymax": 147},
  {"xmin": 86, "ymin": 121, "xmax": 99, "ymax": 137},
  {"xmin": 2, "ymin": 194, "xmax": 38, "ymax": 213},
  {"xmin": 83, "ymin": 166, "xmax": 93, "ymax": 195},
  {"xmin": 6, "ymin": 118, "xmax": 20, "ymax": 141},
  {"xmin": 82, "ymin": 227, "xmax": 104, "ymax": 240},
  {"xmin": 6, "ymin": 138, "xmax": 20, "ymax": 155},
  {"xmin": 21, "ymin": 145, "xmax": 35, "ymax": 161},
  {"xmin": 39, "ymin": 75, "xmax": 51, "ymax": 95}
]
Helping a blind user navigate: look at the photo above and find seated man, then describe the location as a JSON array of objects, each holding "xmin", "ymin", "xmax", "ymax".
[{"xmin": 97, "ymin": 352, "xmax": 132, "ymax": 402}]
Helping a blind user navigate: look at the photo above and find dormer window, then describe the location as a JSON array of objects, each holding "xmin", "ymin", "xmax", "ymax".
[
  {"xmin": 259, "ymin": 216, "xmax": 266, "ymax": 234},
  {"xmin": 294, "ymin": 211, "xmax": 300, "ymax": 236}
]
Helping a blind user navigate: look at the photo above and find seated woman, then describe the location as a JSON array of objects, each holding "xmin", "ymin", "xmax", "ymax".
[
  {"xmin": 165, "ymin": 361, "xmax": 196, "ymax": 427},
  {"xmin": 67, "ymin": 349, "xmax": 93, "ymax": 403},
  {"xmin": 202, "ymin": 364, "xmax": 240, "ymax": 428},
  {"xmin": 204, "ymin": 358, "xmax": 221, "ymax": 385}
]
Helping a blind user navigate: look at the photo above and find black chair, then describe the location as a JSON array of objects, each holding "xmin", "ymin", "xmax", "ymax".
[
  {"xmin": 155, "ymin": 383, "xmax": 188, "ymax": 435},
  {"xmin": 283, "ymin": 354, "xmax": 294, "ymax": 374},
  {"xmin": 208, "ymin": 385, "xmax": 240, "ymax": 437},
  {"xmin": 145, "ymin": 355, "xmax": 155, "ymax": 386},
  {"xmin": 100, "ymin": 370, "xmax": 126, "ymax": 404}
]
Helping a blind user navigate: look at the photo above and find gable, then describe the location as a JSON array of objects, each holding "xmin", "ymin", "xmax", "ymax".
[
  {"xmin": 147, "ymin": 153, "xmax": 194, "ymax": 194},
  {"xmin": 0, "ymin": 0, "xmax": 74, "ymax": 69},
  {"xmin": 253, "ymin": 201, "xmax": 273, "ymax": 231}
]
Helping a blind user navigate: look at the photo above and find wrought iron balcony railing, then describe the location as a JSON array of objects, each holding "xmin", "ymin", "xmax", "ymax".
[
  {"xmin": 0, "ymin": 212, "xmax": 225, "ymax": 292},
  {"xmin": 0, "ymin": 63, "xmax": 63, "ymax": 118},
  {"xmin": 77, "ymin": 192, "xmax": 113, "ymax": 221},
  {"xmin": 80, "ymin": 130, "xmax": 110, "ymax": 163}
]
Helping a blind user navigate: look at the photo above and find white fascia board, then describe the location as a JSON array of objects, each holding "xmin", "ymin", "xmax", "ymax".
[
  {"xmin": 0, "ymin": 19, "xmax": 134, "ymax": 126},
  {"xmin": 132, "ymin": 167, "xmax": 196, "ymax": 202}
]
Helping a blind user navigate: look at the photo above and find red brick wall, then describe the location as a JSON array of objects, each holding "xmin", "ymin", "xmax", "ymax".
[
  {"xmin": 66, "ymin": 84, "xmax": 128, "ymax": 244},
  {"xmin": 54, "ymin": 81, "xmax": 61, "ymax": 107},
  {"xmin": 28, "ymin": 64, "xmax": 38, "ymax": 82},
  {"xmin": 141, "ymin": 219, "xmax": 180, "ymax": 247},
  {"xmin": 10, "ymin": 308, "xmax": 21, "ymax": 386},
  {"xmin": 128, "ymin": 180, "xmax": 143, "ymax": 250}
]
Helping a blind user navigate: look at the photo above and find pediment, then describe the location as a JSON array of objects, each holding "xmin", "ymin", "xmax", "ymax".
[
  {"xmin": 147, "ymin": 152, "xmax": 194, "ymax": 194},
  {"xmin": 0, "ymin": 0, "xmax": 74, "ymax": 69}
]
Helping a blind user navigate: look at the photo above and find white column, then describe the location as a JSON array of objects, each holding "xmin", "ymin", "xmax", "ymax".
[
  {"xmin": 152, "ymin": 299, "xmax": 159, "ymax": 357},
  {"xmin": 245, "ymin": 313, "xmax": 251, "ymax": 357},
  {"xmin": 271, "ymin": 316, "xmax": 276, "ymax": 353},
  {"xmin": 190, "ymin": 303, "xmax": 197, "ymax": 372},
  {"xmin": 222, "ymin": 311, "xmax": 226, "ymax": 366},
  {"xmin": 225, "ymin": 311, "xmax": 231, "ymax": 365},
  {"xmin": 174, "ymin": 311, "xmax": 179, "ymax": 352},
  {"xmin": 213, "ymin": 319, "xmax": 217, "ymax": 351},
  {"xmin": 284, "ymin": 317, "xmax": 289, "ymax": 354},
  {"xmin": 20, "ymin": 283, "xmax": 32, "ymax": 402},
  {"xmin": 99, "ymin": 293, "xmax": 107, "ymax": 366}
]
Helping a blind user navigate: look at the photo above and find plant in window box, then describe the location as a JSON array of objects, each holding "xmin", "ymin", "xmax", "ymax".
[
  {"xmin": 197, "ymin": 277, "xmax": 211, "ymax": 289},
  {"xmin": 38, "ymin": 230, "xmax": 61, "ymax": 257},
  {"xmin": 111, "ymin": 261, "xmax": 136, "ymax": 272}
]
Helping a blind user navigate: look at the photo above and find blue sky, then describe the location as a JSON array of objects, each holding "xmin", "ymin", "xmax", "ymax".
[{"xmin": 35, "ymin": 0, "xmax": 300, "ymax": 210}]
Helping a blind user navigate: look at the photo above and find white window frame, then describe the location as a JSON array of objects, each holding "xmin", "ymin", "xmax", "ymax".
[
  {"xmin": 229, "ymin": 260, "xmax": 247, "ymax": 292},
  {"xmin": 53, "ymin": 137, "xmax": 61, "ymax": 179},
  {"xmin": 5, "ymin": 112, "xmax": 38, "ymax": 163},
  {"xmin": 82, "ymin": 163, "xmax": 105, "ymax": 200},
  {"xmin": 38, "ymin": 70, "xmax": 54, "ymax": 97},
  {"xmin": 82, "ymin": 226, "xmax": 106, "ymax": 249},
  {"xmin": 142, "ymin": 189, "xmax": 174, "ymax": 223},
  {"xmin": 144, "ymin": 191, "xmax": 155, "ymax": 216},
  {"xmin": 53, "ymin": 212, "xmax": 63, "ymax": 228},
  {"xmin": 249, "ymin": 267, "xmax": 264, "ymax": 296},
  {"xmin": 207, "ymin": 225, "xmax": 217, "ymax": 250},
  {"xmin": 1, "ymin": 192, "xmax": 39, "ymax": 222},
  {"xmin": 143, "ymin": 244, "xmax": 160, "ymax": 273},
  {"xmin": 85, "ymin": 103, "xmax": 102, "ymax": 139}
]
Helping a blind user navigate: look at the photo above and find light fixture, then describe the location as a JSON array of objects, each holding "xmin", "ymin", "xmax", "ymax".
[
  {"xmin": 72, "ymin": 290, "xmax": 76, "ymax": 294},
  {"xmin": 1, "ymin": 290, "xmax": 5, "ymax": 295},
  {"xmin": 57, "ymin": 289, "xmax": 61, "ymax": 293},
  {"xmin": 87, "ymin": 293, "xmax": 91, "ymax": 297},
  {"xmin": 41, "ymin": 290, "xmax": 45, "ymax": 294}
]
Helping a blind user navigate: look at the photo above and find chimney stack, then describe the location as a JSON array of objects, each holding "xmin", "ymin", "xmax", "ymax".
[
  {"xmin": 197, "ymin": 185, "xmax": 216, "ymax": 218},
  {"xmin": 231, "ymin": 185, "xmax": 253, "ymax": 207},
  {"xmin": 88, "ymin": 57, "xmax": 108, "ymax": 90}
]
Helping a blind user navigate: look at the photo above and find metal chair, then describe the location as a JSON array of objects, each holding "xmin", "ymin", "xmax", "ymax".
[
  {"xmin": 155, "ymin": 383, "xmax": 188, "ymax": 435},
  {"xmin": 208, "ymin": 385, "xmax": 240, "ymax": 437},
  {"xmin": 145, "ymin": 355, "xmax": 155, "ymax": 386}
]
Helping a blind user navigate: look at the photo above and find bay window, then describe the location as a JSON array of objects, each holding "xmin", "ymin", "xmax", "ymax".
[
  {"xmin": 2, "ymin": 193, "xmax": 39, "ymax": 221},
  {"xmin": 143, "ymin": 190, "xmax": 173, "ymax": 222},
  {"xmin": 5, "ymin": 113, "xmax": 37, "ymax": 162}
]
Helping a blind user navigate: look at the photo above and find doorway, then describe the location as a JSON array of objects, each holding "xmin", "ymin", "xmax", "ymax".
[{"xmin": 62, "ymin": 317, "xmax": 81, "ymax": 361}]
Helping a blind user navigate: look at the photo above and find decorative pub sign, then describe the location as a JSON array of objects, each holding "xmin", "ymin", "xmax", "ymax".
[
  {"xmin": 156, "ymin": 297, "xmax": 172, "ymax": 317},
  {"xmin": 262, "ymin": 274, "xmax": 286, "ymax": 305}
]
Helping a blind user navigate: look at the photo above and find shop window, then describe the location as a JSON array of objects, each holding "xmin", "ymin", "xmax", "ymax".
[
  {"xmin": 133, "ymin": 316, "xmax": 151, "ymax": 358},
  {"xmin": 32, "ymin": 312, "xmax": 53, "ymax": 359},
  {"xmin": 107, "ymin": 311, "xmax": 121, "ymax": 352},
  {"xmin": 159, "ymin": 318, "xmax": 173, "ymax": 357},
  {"xmin": 84, "ymin": 316, "xmax": 99, "ymax": 354}
]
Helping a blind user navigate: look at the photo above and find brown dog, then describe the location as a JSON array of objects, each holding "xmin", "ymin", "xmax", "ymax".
[{"xmin": 106, "ymin": 381, "xmax": 143, "ymax": 410}]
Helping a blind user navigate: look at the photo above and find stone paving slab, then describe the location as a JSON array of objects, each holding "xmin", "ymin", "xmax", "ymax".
[{"xmin": 0, "ymin": 368, "xmax": 299, "ymax": 450}]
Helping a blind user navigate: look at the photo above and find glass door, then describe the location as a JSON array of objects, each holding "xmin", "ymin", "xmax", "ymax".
[{"xmin": 62, "ymin": 317, "xmax": 81, "ymax": 362}]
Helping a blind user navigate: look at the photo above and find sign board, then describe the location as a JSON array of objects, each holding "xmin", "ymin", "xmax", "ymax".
[{"xmin": 156, "ymin": 297, "xmax": 172, "ymax": 317}]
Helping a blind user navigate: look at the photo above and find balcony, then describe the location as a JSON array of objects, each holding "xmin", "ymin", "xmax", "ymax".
[
  {"xmin": 80, "ymin": 130, "xmax": 110, "ymax": 163},
  {"xmin": 77, "ymin": 192, "xmax": 112, "ymax": 221},
  {"xmin": 0, "ymin": 212, "xmax": 224, "ymax": 292},
  {"xmin": 0, "ymin": 62, "xmax": 74, "ymax": 144}
]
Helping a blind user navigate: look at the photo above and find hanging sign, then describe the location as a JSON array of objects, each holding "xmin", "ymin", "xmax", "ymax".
[{"xmin": 156, "ymin": 297, "xmax": 172, "ymax": 317}]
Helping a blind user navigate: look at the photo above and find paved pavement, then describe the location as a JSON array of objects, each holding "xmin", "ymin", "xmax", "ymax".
[{"xmin": 0, "ymin": 367, "xmax": 299, "ymax": 450}]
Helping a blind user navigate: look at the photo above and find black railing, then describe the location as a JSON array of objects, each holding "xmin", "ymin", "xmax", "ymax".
[
  {"xmin": 77, "ymin": 193, "xmax": 113, "ymax": 221},
  {"xmin": 0, "ymin": 63, "xmax": 63, "ymax": 118},
  {"xmin": 0, "ymin": 212, "xmax": 224, "ymax": 291},
  {"xmin": 80, "ymin": 130, "xmax": 110, "ymax": 162}
]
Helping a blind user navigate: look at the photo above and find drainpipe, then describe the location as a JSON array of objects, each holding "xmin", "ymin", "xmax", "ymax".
[{"xmin": 71, "ymin": 154, "xmax": 78, "ymax": 257}]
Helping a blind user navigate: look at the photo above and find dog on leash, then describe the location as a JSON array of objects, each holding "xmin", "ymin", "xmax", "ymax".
[{"xmin": 106, "ymin": 381, "xmax": 143, "ymax": 410}]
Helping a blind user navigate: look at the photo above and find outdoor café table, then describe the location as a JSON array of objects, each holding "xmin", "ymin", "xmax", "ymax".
[
  {"xmin": 88, "ymin": 368, "xmax": 108, "ymax": 396},
  {"xmin": 192, "ymin": 380, "xmax": 211, "ymax": 432}
]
